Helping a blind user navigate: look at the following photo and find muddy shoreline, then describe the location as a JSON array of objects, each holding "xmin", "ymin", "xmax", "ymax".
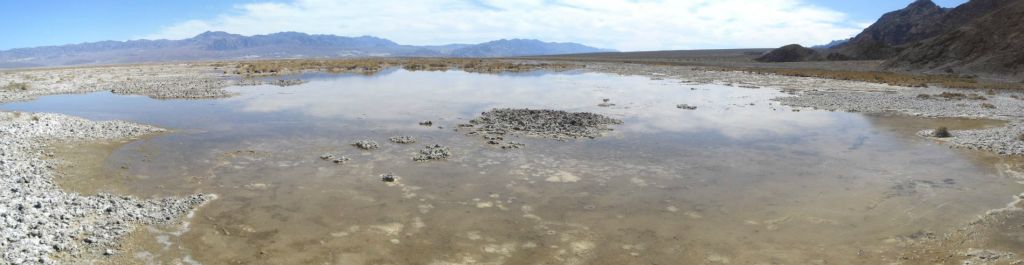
[{"xmin": 1, "ymin": 59, "xmax": 1023, "ymax": 264}]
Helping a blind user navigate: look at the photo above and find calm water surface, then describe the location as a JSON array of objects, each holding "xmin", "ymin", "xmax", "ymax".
[{"xmin": 2, "ymin": 69, "xmax": 1020, "ymax": 264}]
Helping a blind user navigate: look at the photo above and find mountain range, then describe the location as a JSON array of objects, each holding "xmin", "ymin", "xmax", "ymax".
[
  {"xmin": 759, "ymin": 0, "xmax": 1023, "ymax": 77},
  {"xmin": 0, "ymin": 31, "xmax": 611, "ymax": 68}
]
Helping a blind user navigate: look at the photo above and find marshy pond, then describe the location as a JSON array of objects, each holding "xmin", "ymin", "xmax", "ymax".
[{"xmin": 3, "ymin": 69, "xmax": 1021, "ymax": 264}]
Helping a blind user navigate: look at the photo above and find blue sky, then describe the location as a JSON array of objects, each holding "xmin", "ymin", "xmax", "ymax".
[{"xmin": 0, "ymin": 0, "xmax": 968, "ymax": 51}]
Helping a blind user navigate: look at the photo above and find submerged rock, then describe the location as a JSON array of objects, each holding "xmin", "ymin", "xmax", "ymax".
[
  {"xmin": 269, "ymin": 79, "xmax": 306, "ymax": 87},
  {"xmin": 414, "ymin": 144, "xmax": 451, "ymax": 161},
  {"xmin": 319, "ymin": 153, "xmax": 351, "ymax": 164},
  {"xmin": 380, "ymin": 173, "xmax": 397, "ymax": 182},
  {"xmin": 465, "ymin": 108, "xmax": 622, "ymax": 141},
  {"xmin": 501, "ymin": 142, "xmax": 526, "ymax": 149},
  {"xmin": 389, "ymin": 136, "xmax": 416, "ymax": 144},
  {"xmin": 676, "ymin": 104, "xmax": 698, "ymax": 110},
  {"xmin": 352, "ymin": 139, "xmax": 380, "ymax": 150}
]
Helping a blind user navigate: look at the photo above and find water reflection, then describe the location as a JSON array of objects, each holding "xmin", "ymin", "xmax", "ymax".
[
  {"xmin": 228, "ymin": 69, "xmax": 841, "ymax": 140},
  {"xmin": 1, "ymin": 69, "xmax": 1020, "ymax": 264}
]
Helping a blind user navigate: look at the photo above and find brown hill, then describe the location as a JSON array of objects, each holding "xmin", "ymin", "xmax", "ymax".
[{"xmin": 754, "ymin": 44, "xmax": 821, "ymax": 62}]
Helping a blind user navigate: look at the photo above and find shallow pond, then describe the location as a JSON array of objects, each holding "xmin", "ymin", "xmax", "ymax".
[{"xmin": 3, "ymin": 69, "xmax": 1021, "ymax": 264}]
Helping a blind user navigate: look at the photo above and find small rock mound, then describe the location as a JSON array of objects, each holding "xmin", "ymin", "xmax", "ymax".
[
  {"xmin": 414, "ymin": 145, "xmax": 451, "ymax": 161},
  {"xmin": 676, "ymin": 104, "xmax": 697, "ymax": 110},
  {"xmin": 389, "ymin": 136, "xmax": 416, "ymax": 144},
  {"xmin": 932, "ymin": 127, "xmax": 952, "ymax": 138},
  {"xmin": 319, "ymin": 153, "xmax": 351, "ymax": 164},
  {"xmin": 352, "ymin": 139, "xmax": 380, "ymax": 150},
  {"xmin": 465, "ymin": 108, "xmax": 622, "ymax": 140}
]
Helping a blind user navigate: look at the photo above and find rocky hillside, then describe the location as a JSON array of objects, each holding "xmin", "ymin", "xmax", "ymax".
[
  {"xmin": 833, "ymin": 0, "xmax": 949, "ymax": 60},
  {"xmin": 885, "ymin": 0, "xmax": 1024, "ymax": 76},
  {"xmin": 0, "ymin": 32, "xmax": 609, "ymax": 68},
  {"xmin": 759, "ymin": 0, "xmax": 1022, "ymax": 77}
]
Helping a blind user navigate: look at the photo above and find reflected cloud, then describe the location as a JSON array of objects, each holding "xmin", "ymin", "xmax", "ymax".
[{"xmin": 227, "ymin": 70, "xmax": 844, "ymax": 140}]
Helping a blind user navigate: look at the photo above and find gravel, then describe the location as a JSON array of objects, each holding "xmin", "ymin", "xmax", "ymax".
[
  {"xmin": 0, "ymin": 112, "xmax": 207, "ymax": 264},
  {"xmin": 0, "ymin": 64, "xmax": 235, "ymax": 102},
  {"xmin": 775, "ymin": 89, "xmax": 1024, "ymax": 155},
  {"xmin": 918, "ymin": 123, "xmax": 1024, "ymax": 155},
  {"xmin": 106, "ymin": 76, "xmax": 233, "ymax": 99}
]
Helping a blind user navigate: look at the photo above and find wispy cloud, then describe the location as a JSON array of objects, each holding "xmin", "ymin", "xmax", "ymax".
[{"xmin": 143, "ymin": 0, "xmax": 862, "ymax": 51}]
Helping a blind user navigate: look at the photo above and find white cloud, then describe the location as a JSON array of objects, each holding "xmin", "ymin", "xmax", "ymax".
[{"xmin": 142, "ymin": 0, "xmax": 863, "ymax": 51}]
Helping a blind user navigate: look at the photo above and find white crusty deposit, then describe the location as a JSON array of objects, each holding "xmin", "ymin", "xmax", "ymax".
[
  {"xmin": 0, "ymin": 112, "xmax": 206, "ymax": 264},
  {"xmin": 586, "ymin": 62, "xmax": 1024, "ymax": 156}
]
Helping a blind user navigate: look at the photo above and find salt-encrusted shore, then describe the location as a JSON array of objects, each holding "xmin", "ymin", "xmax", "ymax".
[
  {"xmin": 0, "ymin": 112, "xmax": 206, "ymax": 264},
  {"xmin": 585, "ymin": 62, "xmax": 1024, "ymax": 155}
]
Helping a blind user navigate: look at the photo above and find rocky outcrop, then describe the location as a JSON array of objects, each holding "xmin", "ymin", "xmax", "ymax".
[
  {"xmin": 885, "ymin": 0, "xmax": 1024, "ymax": 76},
  {"xmin": 833, "ymin": 0, "xmax": 949, "ymax": 60},
  {"xmin": 755, "ymin": 44, "xmax": 821, "ymax": 62}
]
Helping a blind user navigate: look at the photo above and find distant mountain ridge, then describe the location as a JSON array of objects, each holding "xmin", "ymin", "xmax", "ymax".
[{"xmin": 0, "ymin": 31, "xmax": 612, "ymax": 68}]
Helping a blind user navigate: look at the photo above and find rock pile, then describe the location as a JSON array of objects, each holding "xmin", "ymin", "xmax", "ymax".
[
  {"xmin": 464, "ymin": 108, "xmax": 622, "ymax": 141},
  {"xmin": 413, "ymin": 145, "xmax": 451, "ymax": 161},
  {"xmin": 352, "ymin": 139, "xmax": 380, "ymax": 150},
  {"xmin": 389, "ymin": 136, "xmax": 416, "ymax": 144}
]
